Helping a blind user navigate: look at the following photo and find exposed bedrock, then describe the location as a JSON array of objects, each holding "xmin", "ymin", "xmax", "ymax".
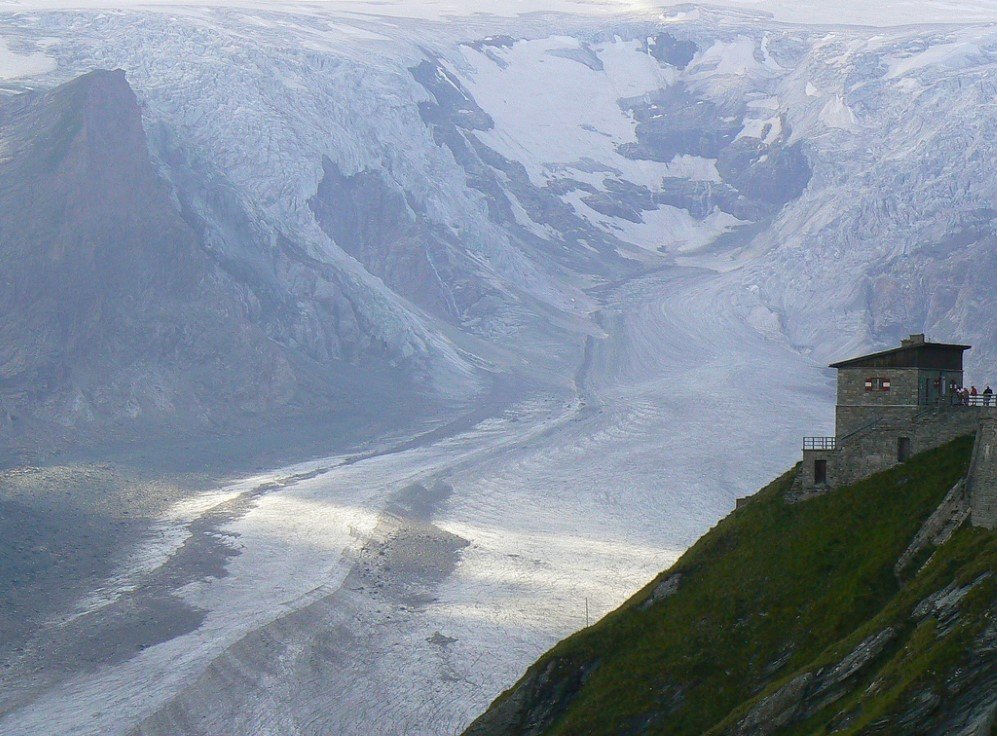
[{"xmin": 0, "ymin": 69, "xmax": 480, "ymax": 457}]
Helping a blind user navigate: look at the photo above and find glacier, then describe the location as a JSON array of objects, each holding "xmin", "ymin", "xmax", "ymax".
[{"xmin": 0, "ymin": 2, "xmax": 994, "ymax": 734}]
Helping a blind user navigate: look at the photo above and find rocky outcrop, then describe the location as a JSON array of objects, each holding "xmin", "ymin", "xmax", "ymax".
[
  {"xmin": 0, "ymin": 71, "xmax": 281, "ymax": 428},
  {"xmin": 310, "ymin": 157, "xmax": 488, "ymax": 324},
  {"xmin": 463, "ymin": 657, "xmax": 600, "ymax": 736},
  {"xmin": 731, "ymin": 628, "xmax": 898, "ymax": 736},
  {"xmin": 968, "ymin": 417, "xmax": 997, "ymax": 529},
  {"xmin": 895, "ymin": 479, "xmax": 970, "ymax": 577},
  {"xmin": 638, "ymin": 573, "xmax": 682, "ymax": 610},
  {"xmin": 0, "ymin": 70, "xmax": 460, "ymax": 456}
]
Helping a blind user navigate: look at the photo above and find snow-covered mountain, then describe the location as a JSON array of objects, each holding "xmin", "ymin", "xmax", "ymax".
[
  {"xmin": 1, "ymin": 3, "xmax": 994, "ymax": 451},
  {"xmin": 1, "ymin": 4, "xmax": 995, "ymax": 735},
  {"xmin": 0, "ymin": 68, "xmax": 464, "ymax": 443}
]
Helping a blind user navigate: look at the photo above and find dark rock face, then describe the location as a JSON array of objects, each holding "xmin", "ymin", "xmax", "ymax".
[
  {"xmin": 463, "ymin": 657, "xmax": 600, "ymax": 736},
  {"xmin": 619, "ymin": 85, "xmax": 742, "ymax": 163},
  {"xmin": 0, "ymin": 70, "xmax": 417, "ymax": 449},
  {"xmin": 309, "ymin": 158, "xmax": 479, "ymax": 322},
  {"xmin": 644, "ymin": 32, "xmax": 698, "ymax": 69},
  {"xmin": 619, "ymin": 84, "xmax": 811, "ymax": 220},
  {"xmin": 0, "ymin": 71, "xmax": 279, "ymax": 418},
  {"xmin": 412, "ymin": 59, "xmax": 495, "ymax": 132},
  {"xmin": 411, "ymin": 56, "xmax": 639, "ymax": 276},
  {"xmin": 716, "ymin": 136, "xmax": 810, "ymax": 209}
]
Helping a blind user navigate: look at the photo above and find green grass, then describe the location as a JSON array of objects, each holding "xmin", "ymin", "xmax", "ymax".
[
  {"xmin": 470, "ymin": 434, "xmax": 989, "ymax": 736},
  {"xmin": 769, "ymin": 525, "xmax": 996, "ymax": 736}
]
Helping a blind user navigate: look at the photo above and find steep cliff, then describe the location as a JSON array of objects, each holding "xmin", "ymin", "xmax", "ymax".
[
  {"xmin": 464, "ymin": 436, "xmax": 995, "ymax": 736},
  {"xmin": 0, "ymin": 69, "xmax": 469, "ymax": 455}
]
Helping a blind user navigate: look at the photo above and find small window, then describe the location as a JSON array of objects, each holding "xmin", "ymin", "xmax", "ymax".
[
  {"xmin": 898, "ymin": 437, "xmax": 911, "ymax": 463},
  {"xmin": 865, "ymin": 377, "xmax": 891, "ymax": 392},
  {"xmin": 814, "ymin": 459, "xmax": 828, "ymax": 485}
]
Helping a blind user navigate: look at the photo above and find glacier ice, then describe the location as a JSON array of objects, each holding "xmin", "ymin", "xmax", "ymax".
[{"xmin": 0, "ymin": 4, "xmax": 994, "ymax": 735}]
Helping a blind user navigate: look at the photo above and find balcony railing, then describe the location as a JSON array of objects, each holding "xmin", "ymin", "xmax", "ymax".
[
  {"xmin": 958, "ymin": 395, "xmax": 996, "ymax": 407},
  {"xmin": 919, "ymin": 394, "xmax": 996, "ymax": 408},
  {"xmin": 803, "ymin": 436, "xmax": 837, "ymax": 451}
]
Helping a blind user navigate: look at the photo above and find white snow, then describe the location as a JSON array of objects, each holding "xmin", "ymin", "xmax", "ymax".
[
  {"xmin": 2, "ymin": 0, "xmax": 995, "ymax": 25},
  {"xmin": 458, "ymin": 36, "xmax": 676, "ymax": 190},
  {"xmin": 606, "ymin": 204, "xmax": 743, "ymax": 254},
  {"xmin": 0, "ymin": 5, "xmax": 993, "ymax": 735},
  {"xmin": 737, "ymin": 113, "xmax": 783, "ymax": 143},
  {"xmin": 0, "ymin": 36, "xmax": 55, "ymax": 79},
  {"xmin": 661, "ymin": 154, "xmax": 723, "ymax": 182},
  {"xmin": 454, "ymin": 34, "xmax": 750, "ymax": 254},
  {"xmin": 886, "ymin": 40, "xmax": 987, "ymax": 78},
  {"xmin": 819, "ymin": 94, "xmax": 859, "ymax": 130},
  {"xmin": 692, "ymin": 36, "xmax": 774, "ymax": 78},
  {"xmin": 0, "ymin": 267, "xmax": 828, "ymax": 736}
]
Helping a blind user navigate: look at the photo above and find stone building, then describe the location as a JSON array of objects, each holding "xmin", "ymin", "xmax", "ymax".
[
  {"xmin": 831, "ymin": 334, "xmax": 968, "ymax": 439},
  {"xmin": 800, "ymin": 334, "xmax": 995, "ymax": 529}
]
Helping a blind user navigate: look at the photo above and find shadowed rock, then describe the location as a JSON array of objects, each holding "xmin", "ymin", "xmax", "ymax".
[{"xmin": 0, "ymin": 70, "xmax": 432, "ymax": 453}]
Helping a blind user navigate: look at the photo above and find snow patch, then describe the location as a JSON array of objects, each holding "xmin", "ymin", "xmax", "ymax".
[
  {"xmin": 0, "ymin": 36, "xmax": 56, "ymax": 79},
  {"xmin": 570, "ymin": 191, "xmax": 743, "ymax": 254},
  {"xmin": 819, "ymin": 94, "xmax": 858, "ymax": 130},
  {"xmin": 662, "ymin": 154, "xmax": 723, "ymax": 182},
  {"xmin": 737, "ymin": 114, "xmax": 783, "ymax": 143},
  {"xmin": 458, "ymin": 36, "xmax": 677, "ymax": 189},
  {"xmin": 886, "ymin": 41, "xmax": 986, "ymax": 79},
  {"xmin": 692, "ymin": 36, "xmax": 773, "ymax": 78}
]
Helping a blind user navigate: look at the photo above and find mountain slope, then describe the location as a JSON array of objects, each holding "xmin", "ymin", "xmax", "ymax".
[
  {"xmin": 464, "ymin": 435, "xmax": 995, "ymax": 736},
  {"xmin": 0, "ymin": 69, "xmax": 290, "ymax": 426},
  {"xmin": 1, "ymin": 9, "xmax": 995, "ymax": 454},
  {"xmin": 0, "ymin": 68, "xmax": 484, "ymax": 455}
]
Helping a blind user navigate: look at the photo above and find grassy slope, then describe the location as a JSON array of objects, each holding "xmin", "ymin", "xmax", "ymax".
[{"xmin": 466, "ymin": 435, "xmax": 994, "ymax": 736}]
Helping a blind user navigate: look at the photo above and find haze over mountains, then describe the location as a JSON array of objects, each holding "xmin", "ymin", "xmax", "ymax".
[
  {"xmin": 1, "ymin": 1, "xmax": 994, "ymax": 455},
  {"xmin": 0, "ymin": 2, "xmax": 994, "ymax": 735}
]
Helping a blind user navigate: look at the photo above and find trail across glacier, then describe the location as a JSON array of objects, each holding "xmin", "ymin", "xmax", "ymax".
[{"xmin": 0, "ymin": 265, "xmax": 832, "ymax": 736}]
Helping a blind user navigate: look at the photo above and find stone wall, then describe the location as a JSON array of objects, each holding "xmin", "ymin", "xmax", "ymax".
[
  {"xmin": 801, "ymin": 449, "xmax": 839, "ymax": 490},
  {"xmin": 834, "ymin": 368, "xmax": 967, "ymax": 439},
  {"xmin": 836, "ymin": 367, "xmax": 922, "ymax": 408},
  {"xmin": 834, "ymin": 406, "xmax": 988, "ymax": 488},
  {"xmin": 835, "ymin": 368, "xmax": 920, "ymax": 439},
  {"xmin": 968, "ymin": 417, "xmax": 996, "ymax": 529},
  {"xmin": 799, "ymin": 406, "xmax": 994, "ymax": 495}
]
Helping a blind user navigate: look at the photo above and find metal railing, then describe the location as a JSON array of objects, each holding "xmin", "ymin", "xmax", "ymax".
[
  {"xmin": 958, "ymin": 394, "xmax": 996, "ymax": 407},
  {"xmin": 918, "ymin": 394, "xmax": 996, "ymax": 408},
  {"xmin": 839, "ymin": 417, "xmax": 880, "ymax": 443},
  {"xmin": 803, "ymin": 436, "xmax": 837, "ymax": 451}
]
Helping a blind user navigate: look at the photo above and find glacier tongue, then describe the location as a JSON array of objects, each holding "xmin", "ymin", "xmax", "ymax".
[
  {"xmin": 0, "ymin": 4, "xmax": 994, "ymax": 736},
  {"xmin": 0, "ymin": 265, "xmax": 828, "ymax": 736}
]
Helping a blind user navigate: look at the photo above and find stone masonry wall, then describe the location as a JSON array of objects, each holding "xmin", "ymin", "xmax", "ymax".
[
  {"xmin": 834, "ymin": 406, "xmax": 989, "ymax": 488},
  {"xmin": 801, "ymin": 449, "xmax": 839, "ymax": 490},
  {"xmin": 969, "ymin": 417, "xmax": 997, "ymax": 529},
  {"xmin": 800, "ymin": 406, "xmax": 994, "ymax": 495},
  {"xmin": 837, "ymin": 368, "xmax": 922, "ymax": 408},
  {"xmin": 836, "ymin": 368, "xmax": 920, "ymax": 440},
  {"xmin": 835, "ymin": 368, "xmax": 967, "ymax": 440}
]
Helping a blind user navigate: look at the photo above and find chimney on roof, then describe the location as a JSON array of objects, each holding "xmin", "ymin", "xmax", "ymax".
[{"xmin": 901, "ymin": 333, "xmax": 927, "ymax": 347}]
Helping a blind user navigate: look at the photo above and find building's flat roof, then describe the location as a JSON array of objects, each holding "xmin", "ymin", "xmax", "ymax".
[{"xmin": 830, "ymin": 341, "xmax": 970, "ymax": 370}]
